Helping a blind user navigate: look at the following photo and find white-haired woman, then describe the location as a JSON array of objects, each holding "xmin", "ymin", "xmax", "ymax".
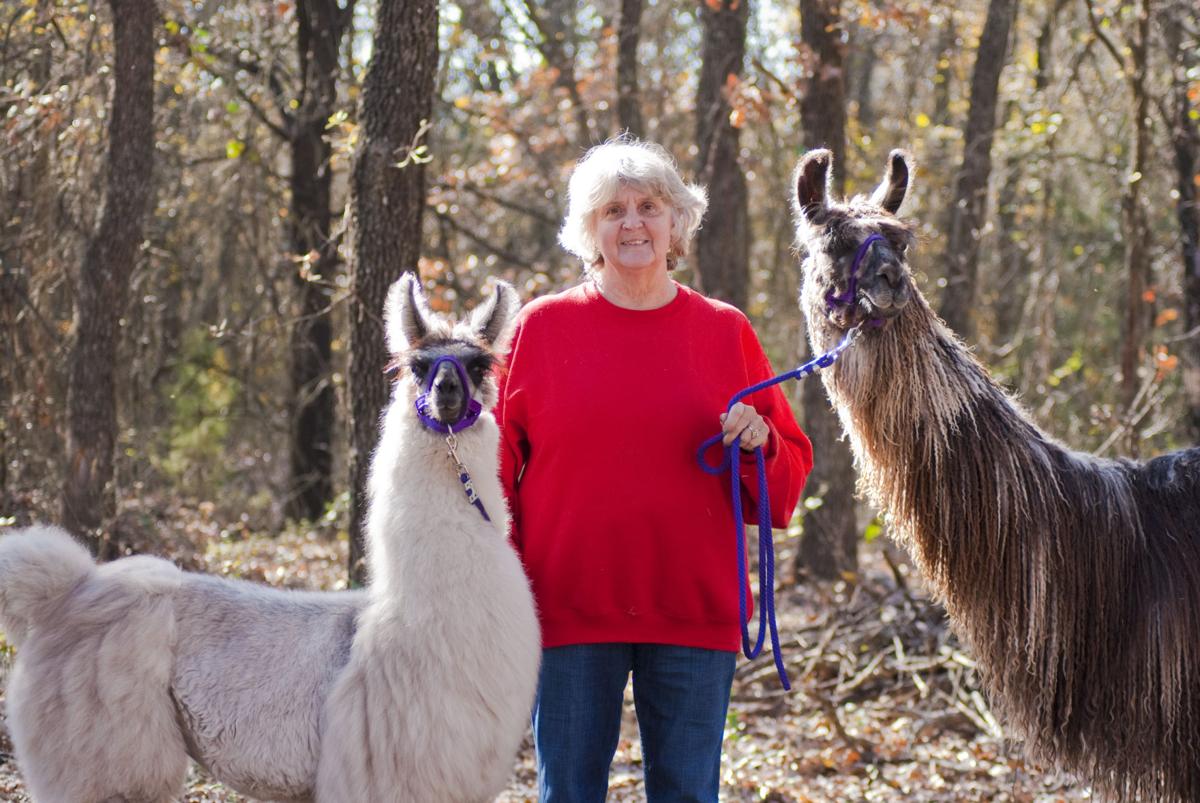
[{"xmin": 497, "ymin": 138, "xmax": 813, "ymax": 801}]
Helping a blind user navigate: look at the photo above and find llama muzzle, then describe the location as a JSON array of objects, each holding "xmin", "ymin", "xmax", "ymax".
[{"xmin": 858, "ymin": 245, "xmax": 910, "ymax": 319}]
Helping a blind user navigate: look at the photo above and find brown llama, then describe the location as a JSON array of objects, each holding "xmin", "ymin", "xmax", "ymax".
[{"xmin": 790, "ymin": 147, "xmax": 1200, "ymax": 801}]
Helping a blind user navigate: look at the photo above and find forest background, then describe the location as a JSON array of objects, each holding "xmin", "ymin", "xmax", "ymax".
[{"xmin": 0, "ymin": 0, "xmax": 1198, "ymax": 799}]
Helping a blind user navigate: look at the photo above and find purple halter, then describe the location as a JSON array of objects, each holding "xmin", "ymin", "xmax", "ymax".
[
  {"xmin": 414, "ymin": 355, "xmax": 483, "ymax": 434},
  {"xmin": 825, "ymin": 233, "xmax": 886, "ymax": 319}
]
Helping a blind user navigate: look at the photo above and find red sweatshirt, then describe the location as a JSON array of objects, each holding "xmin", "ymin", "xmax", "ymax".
[{"xmin": 496, "ymin": 282, "xmax": 813, "ymax": 652}]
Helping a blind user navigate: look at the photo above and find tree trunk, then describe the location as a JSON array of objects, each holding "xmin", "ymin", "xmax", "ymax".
[
  {"xmin": 1, "ymin": 0, "xmax": 55, "ymax": 512},
  {"xmin": 694, "ymin": 0, "xmax": 749, "ymax": 311},
  {"xmin": 847, "ymin": 28, "xmax": 876, "ymax": 129},
  {"xmin": 616, "ymin": 0, "xmax": 644, "ymax": 138},
  {"xmin": 1116, "ymin": 0, "xmax": 1153, "ymax": 445},
  {"xmin": 938, "ymin": 0, "xmax": 1018, "ymax": 339},
  {"xmin": 1020, "ymin": 131, "xmax": 1062, "ymax": 401},
  {"xmin": 1166, "ymin": 0, "xmax": 1200, "ymax": 441},
  {"xmin": 524, "ymin": 0, "xmax": 593, "ymax": 149},
  {"xmin": 347, "ymin": 0, "xmax": 438, "ymax": 584},
  {"xmin": 799, "ymin": 0, "xmax": 847, "ymax": 168},
  {"xmin": 796, "ymin": 0, "xmax": 858, "ymax": 583},
  {"xmin": 1034, "ymin": 0, "xmax": 1069, "ymax": 91},
  {"xmin": 285, "ymin": 0, "xmax": 348, "ymax": 521},
  {"xmin": 990, "ymin": 108, "xmax": 1029, "ymax": 352},
  {"xmin": 61, "ymin": 0, "xmax": 155, "ymax": 556},
  {"xmin": 931, "ymin": 18, "xmax": 957, "ymax": 127}
]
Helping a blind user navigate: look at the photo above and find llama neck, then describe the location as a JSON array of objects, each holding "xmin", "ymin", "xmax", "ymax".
[
  {"xmin": 364, "ymin": 398, "xmax": 510, "ymax": 605},
  {"xmin": 821, "ymin": 293, "xmax": 1143, "ymax": 705},
  {"xmin": 816, "ymin": 293, "xmax": 1200, "ymax": 801},
  {"xmin": 823, "ymin": 295, "xmax": 1071, "ymax": 583}
]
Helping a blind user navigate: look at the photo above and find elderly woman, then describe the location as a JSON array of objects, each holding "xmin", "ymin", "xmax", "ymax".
[{"xmin": 496, "ymin": 138, "xmax": 812, "ymax": 801}]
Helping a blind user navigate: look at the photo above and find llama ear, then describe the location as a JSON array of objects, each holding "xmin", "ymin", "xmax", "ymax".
[
  {"xmin": 870, "ymin": 150, "xmax": 912, "ymax": 215},
  {"xmin": 385, "ymin": 273, "xmax": 431, "ymax": 352},
  {"xmin": 793, "ymin": 149, "xmax": 832, "ymax": 220},
  {"xmin": 471, "ymin": 280, "xmax": 519, "ymax": 351}
]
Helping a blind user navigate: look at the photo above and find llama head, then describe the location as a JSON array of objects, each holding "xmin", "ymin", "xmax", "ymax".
[
  {"xmin": 384, "ymin": 273, "xmax": 519, "ymax": 428},
  {"xmin": 792, "ymin": 149, "xmax": 918, "ymax": 344}
]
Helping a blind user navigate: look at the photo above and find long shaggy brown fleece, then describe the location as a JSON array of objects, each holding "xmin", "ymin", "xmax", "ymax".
[{"xmin": 793, "ymin": 147, "xmax": 1200, "ymax": 801}]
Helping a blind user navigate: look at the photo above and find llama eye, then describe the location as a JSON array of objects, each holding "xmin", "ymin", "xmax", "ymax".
[
  {"xmin": 409, "ymin": 358, "xmax": 431, "ymax": 379},
  {"xmin": 466, "ymin": 357, "xmax": 493, "ymax": 385}
]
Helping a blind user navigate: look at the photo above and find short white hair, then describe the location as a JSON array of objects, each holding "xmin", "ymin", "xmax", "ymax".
[{"xmin": 558, "ymin": 138, "xmax": 708, "ymax": 272}]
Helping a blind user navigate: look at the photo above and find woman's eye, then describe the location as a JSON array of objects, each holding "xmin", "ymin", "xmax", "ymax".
[
  {"xmin": 604, "ymin": 205, "xmax": 622, "ymax": 217},
  {"xmin": 641, "ymin": 202, "xmax": 659, "ymax": 213}
]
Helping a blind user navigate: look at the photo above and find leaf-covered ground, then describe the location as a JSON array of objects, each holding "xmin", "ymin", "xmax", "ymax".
[{"xmin": 0, "ymin": 508, "xmax": 1092, "ymax": 802}]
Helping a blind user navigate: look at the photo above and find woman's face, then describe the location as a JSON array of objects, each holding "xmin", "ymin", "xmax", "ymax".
[{"xmin": 594, "ymin": 185, "xmax": 674, "ymax": 276}]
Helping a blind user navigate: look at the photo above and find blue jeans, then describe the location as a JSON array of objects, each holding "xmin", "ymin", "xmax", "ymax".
[{"xmin": 533, "ymin": 643, "xmax": 736, "ymax": 802}]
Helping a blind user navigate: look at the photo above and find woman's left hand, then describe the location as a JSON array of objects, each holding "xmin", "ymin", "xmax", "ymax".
[{"xmin": 720, "ymin": 402, "xmax": 770, "ymax": 452}]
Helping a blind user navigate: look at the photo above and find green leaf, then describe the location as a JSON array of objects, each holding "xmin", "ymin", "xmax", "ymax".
[
  {"xmin": 226, "ymin": 139, "xmax": 245, "ymax": 159},
  {"xmin": 326, "ymin": 109, "xmax": 348, "ymax": 129},
  {"xmin": 864, "ymin": 518, "xmax": 883, "ymax": 542},
  {"xmin": 1047, "ymin": 349, "xmax": 1084, "ymax": 387}
]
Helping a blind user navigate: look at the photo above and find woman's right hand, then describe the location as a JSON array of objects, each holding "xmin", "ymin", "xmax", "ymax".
[{"xmin": 720, "ymin": 402, "xmax": 769, "ymax": 451}]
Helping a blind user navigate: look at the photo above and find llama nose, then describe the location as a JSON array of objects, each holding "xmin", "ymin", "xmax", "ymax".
[
  {"xmin": 434, "ymin": 377, "xmax": 461, "ymax": 397},
  {"xmin": 877, "ymin": 258, "xmax": 903, "ymax": 288},
  {"xmin": 432, "ymin": 365, "xmax": 463, "ymax": 399},
  {"xmin": 431, "ymin": 366, "xmax": 465, "ymax": 422}
]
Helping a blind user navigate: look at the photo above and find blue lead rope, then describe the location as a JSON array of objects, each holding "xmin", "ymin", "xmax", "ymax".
[
  {"xmin": 445, "ymin": 430, "xmax": 491, "ymax": 522},
  {"xmin": 697, "ymin": 325, "xmax": 863, "ymax": 690}
]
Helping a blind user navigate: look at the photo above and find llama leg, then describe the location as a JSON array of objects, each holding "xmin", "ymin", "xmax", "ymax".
[
  {"xmin": 11, "ymin": 645, "xmax": 189, "ymax": 803},
  {"xmin": 316, "ymin": 654, "xmax": 421, "ymax": 803},
  {"xmin": 8, "ymin": 563, "xmax": 189, "ymax": 803},
  {"xmin": 315, "ymin": 662, "xmax": 376, "ymax": 803}
]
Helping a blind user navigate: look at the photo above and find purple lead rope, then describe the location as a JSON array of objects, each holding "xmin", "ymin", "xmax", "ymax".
[{"xmin": 697, "ymin": 324, "xmax": 863, "ymax": 690}]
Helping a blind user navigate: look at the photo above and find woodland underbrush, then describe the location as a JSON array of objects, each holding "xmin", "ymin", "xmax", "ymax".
[{"xmin": 0, "ymin": 502, "xmax": 1090, "ymax": 802}]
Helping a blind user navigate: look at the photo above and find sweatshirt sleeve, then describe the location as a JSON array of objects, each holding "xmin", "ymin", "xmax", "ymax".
[
  {"xmin": 495, "ymin": 319, "xmax": 530, "ymax": 550},
  {"xmin": 735, "ymin": 320, "xmax": 814, "ymax": 528}
]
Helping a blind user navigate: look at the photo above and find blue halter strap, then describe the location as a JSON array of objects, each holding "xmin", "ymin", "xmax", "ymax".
[
  {"xmin": 696, "ymin": 324, "xmax": 862, "ymax": 690},
  {"xmin": 414, "ymin": 355, "xmax": 483, "ymax": 434},
  {"xmin": 825, "ymin": 233, "xmax": 886, "ymax": 311}
]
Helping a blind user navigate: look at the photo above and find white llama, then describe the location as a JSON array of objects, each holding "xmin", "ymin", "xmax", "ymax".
[{"xmin": 0, "ymin": 274, "xmax": 541, "ymax": 803}]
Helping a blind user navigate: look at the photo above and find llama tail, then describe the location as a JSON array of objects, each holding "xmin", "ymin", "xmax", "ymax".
[{"xmin": 0, "ymin": 524, "xmax": 96, "ymax": 646}]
